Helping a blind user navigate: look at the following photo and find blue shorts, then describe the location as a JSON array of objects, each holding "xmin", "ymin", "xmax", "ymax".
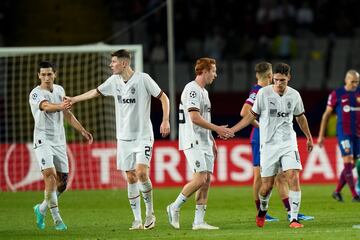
[
  {"xmin": 337, "ymin": 135, "xmax": 360, "ymax": 159},
  {"xmin": 252, "ymin": 142, "xmax": 260, "ymax": 167}
]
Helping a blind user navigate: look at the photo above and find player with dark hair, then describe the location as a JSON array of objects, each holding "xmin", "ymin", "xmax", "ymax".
[
  {"xmin": 30, "ymin": 61, "xmax": 93, "ymax": 231},
  {"xmin": 242, "ymin": 62, "xmax": 314, "ymax": 222},
  {"xmin": 65, "ymin": 49, "xmax": 170, "ymax": 230},
  {"xmin": 232, "ymin": 62, "xmax": 313, "ymax": 228}
]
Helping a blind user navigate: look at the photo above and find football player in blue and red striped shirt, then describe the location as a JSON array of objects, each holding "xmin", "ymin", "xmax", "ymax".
[{"xmin": 318, "ymin": 69, "xmax": 360, "ymax": 202}]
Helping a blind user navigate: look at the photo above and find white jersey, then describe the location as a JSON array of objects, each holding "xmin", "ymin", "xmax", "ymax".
[
  {"xmin": 179, "ymin": 81, "xmax": 213, "ymax": 151},
  {"xmin": 252, "ymin": 85, "xmax": 305, "ymax": 149},
  {"xmin": 29, "ymin": 84, "xmax": 66, "ymax": 147},
  {"xmin": 97, "ymin": 71, "xmax": 162, "ymax": 140}
]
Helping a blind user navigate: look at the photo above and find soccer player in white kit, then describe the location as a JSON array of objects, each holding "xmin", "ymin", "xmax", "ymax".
[
  {"xmin": 65, "ymin": 49, "xmax": 170, "ymax": 230},
  {"xmin": 166, "ymin": 57, "xmax": 234, "ymax": 230},
  {"xmin": 30, "ymin": 61, "xmax": 93, "ymax": 231},
  {"xmin": 231, "ymin": 63, "xmax": 313, "ymax": 228}
]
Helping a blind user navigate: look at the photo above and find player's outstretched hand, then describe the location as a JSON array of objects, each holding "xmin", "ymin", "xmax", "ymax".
[
  {"xmin": 216, "ymin": 125, "xmax": 234, "ymax": 140},
  {"xmin": 317, "ymin": 136, "xmax": 324, "ymax": 148},
  {"xmin": 160, "ymin": 120, "xmax": 170, "ymax": 138},
  {"xmin": 307, "ymin": 138, "xmax": 314, "ymax": 152},
  {"xmin": 61, "ymin": 98, "xmax": 72, "ymax": 110},
  {"xmin": 63, "ymin": 96, "xmax": 75, "ymax": 105},
  {"xmin": 81, "ymin": 129, "xmax": 93, "ymax": 144}
]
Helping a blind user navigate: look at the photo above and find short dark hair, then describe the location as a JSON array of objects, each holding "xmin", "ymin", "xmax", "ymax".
[
  {"xmin": 273, "ymin": 62, "xmax": 291, "ymax": 76},
  {"xmin": 38, "ymin": 61, "xmax": 56, "ymax": 73},
  {"xmin": 111, "ymin": 49, "xmax": 131, "ymax": 60}
]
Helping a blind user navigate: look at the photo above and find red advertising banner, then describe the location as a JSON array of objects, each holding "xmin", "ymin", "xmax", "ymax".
[{"xmin": 0, "ymin": 138, "xmax": 347, "ymax": 191}]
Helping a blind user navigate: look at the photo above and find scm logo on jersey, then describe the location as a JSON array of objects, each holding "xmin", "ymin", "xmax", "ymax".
[
  {"xmin": 277, "ymin": 112, "xmax": 290, "ymax": 117},
  {"xmin": 117, "ymin": 95, "xmax": 136, "ymax": 104},
  {"xmin": 122, "ymin": 98, "xmax": 136, "ymax": 104}
]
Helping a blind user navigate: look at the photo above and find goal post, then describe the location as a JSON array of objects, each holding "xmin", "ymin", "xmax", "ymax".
[{"xmin": 0, "ymin": 44, "xmax": 143, "ymax": 191}]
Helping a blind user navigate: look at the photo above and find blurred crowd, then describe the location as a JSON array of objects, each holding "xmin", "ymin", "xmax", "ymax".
[{"xmin": 107, "ymin": 0, "xmax": 360, "ymax": 62}]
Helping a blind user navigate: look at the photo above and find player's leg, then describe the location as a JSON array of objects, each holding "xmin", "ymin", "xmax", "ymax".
[
  {"xmin": 354, "ymin": 138, "xmax": 360, "ymax": 195},
  {"xmin": 167, "ymin": 172, "xmax": 207, "ymax": 229},
  {"xmin": 275, "ymin": 172, "xmax": 314, "ymax": 221},
  {"xmin": 192, "ymin": 153, "xmax": 218, "ymax": 230},
  {"xmin": 253, "ymin": 166, "xmax": 262, "ymax": 210},
  {"xmin": 136, "ymin": 142, "xmax": 156, "ymax": 229},
  {"xmin": 252, "ymin": 142, "xmax": 262, "ymax": 210},
  {"xmin": 256, "ymin": 175, "xmax": 275, "ymax": 227},
  {"xmin": 334, "ymin": 137, "xmax": 359, "ymax": 201},
  {"xmin": 252, "ymin": 143, "xmax": 278, "ymax": 222},
  {"xmin": 36, "ymin": 172, "xmax": 68, "ymax": 214},
  {"xmin": 281, "ymin": 151, "xmax": 303, "ymax": 228},
  {"xmin": 33, "ymin": 145, "xmax": 66, "ymax": 230},
  {"xmin": 275, "ymin": 172, "xmax": 291, "ymax": 212},
  {"xmin": 284, "ymin": 169, "xmax": 303, "ymax": 228},
  {"xmin": 167, "ymin": 148, "xmax": 207, "ymax": 229},
  {"xmin": 37, "ymin": 153, "xmax": 69, "ymax": 218},
  {"xmin": 356, "ymin": 158, "xmax": 360, "ymax": 195},
  {"xmin": 42, "ymin": 168, "xmax": 67, "ymax": 230},
  {"xmin": 126, "ymin": 169, "xmax": 143, "ymax": 230},
  {"xmin": 256, "ymin": 147, "xmax": 279, "ymax": 227},
  {"xmin": 117, "ymin": 140, "xmax": 143, "ymax": 230},
  {"xmin": 136, "ymin": 164, "xmax": 155, "ymax": 229}
]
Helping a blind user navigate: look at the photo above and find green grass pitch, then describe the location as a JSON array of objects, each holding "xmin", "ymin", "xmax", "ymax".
[{"xmin": 1, "ymin": 185, "xmax": 360, "ymax": 240}]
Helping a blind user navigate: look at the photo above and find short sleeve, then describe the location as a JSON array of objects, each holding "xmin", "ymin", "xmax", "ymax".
[
  {"xmin": 327, "ymin": 90, "xmax": 337, "ymax": 108},
  {"xmin": 245, "ymin": 90, "xmax": 257, "ymax": 106},
  {"xmin": 252, "ymin": 89, "xmax": 263, "ymax": 115},
  {"xmin": 29, "ymin": 89, "xmax": 46, "ymax": 109},
  {"xmin": 58, "ymin": 85, "xmax": 66, "ymax": 97},
  {"xmin": 97, "ymin": 76, "xmax": 115, "ymax": 96},
  {"xmin": 293, "ymin": 92, "xmax": 305, "ymax": 116},
  {"xmin": 186, "ymin": 85, "xmax": 201, "ymax": 111},
  {"xmin": 143, "ymin": 73, "xmax": 162, "ymax": 98}
]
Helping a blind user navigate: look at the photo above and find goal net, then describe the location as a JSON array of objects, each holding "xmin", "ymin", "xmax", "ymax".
[{"xmin": 0, "ymin": 44, "xmax": 143, "ymax": 191}]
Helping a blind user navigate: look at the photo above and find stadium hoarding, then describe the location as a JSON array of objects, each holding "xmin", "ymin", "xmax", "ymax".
[{"xmin": 0, "ymin": 138, "xmax": 350, "ymax": 191}]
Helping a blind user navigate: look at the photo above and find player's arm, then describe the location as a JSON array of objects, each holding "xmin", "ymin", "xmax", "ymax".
[
  {"xmin": 158, "ymin": 92, "xmax": 170, "ymax": 137},
  {"xmin": 212, "ymin": 138, "xmax": 218, "ymax": 159},
  {"xmin": 295, "ymin": 114, "xmax": 314, "ymax": 152},
  {"xmin": 40, "ymin": 99, "xmax": 72, "ymax": 113},
  {"xmin": 240, "ymin": 103, "xmax": 259, "ymax": 128},
  {"xmin": 65, "ymin": 89, "xmax": 100, "ymax": 104},
  {"xmin": 63, "ymin": 110, "xmax": 93, "ymax": 144},
  {"xmin": 317, "ymin": 106, "xmax": 333, "ymax": 147},
  {"xmin": 189, "ymin": 110, "xmax": 234, "ymax": 139},
  {"xmin": 231, "ymin": 110, "xmax": 257, "ymax": 133}
]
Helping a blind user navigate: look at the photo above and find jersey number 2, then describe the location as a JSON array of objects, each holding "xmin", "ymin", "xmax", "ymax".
[{"xmin": 145, "ymin": 146, "xmax": 152, "ymax": 158}]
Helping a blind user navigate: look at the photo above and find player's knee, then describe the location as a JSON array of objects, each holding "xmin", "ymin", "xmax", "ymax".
[
  {"xmin": 198, "ymin": 174, "xmax": 208, "ymax": 186},
  {"xmin": 136, "ymin": 170, "xmax": 148, "ymax": 182},
  {"xmin": 125, "ymin": 170, "xmax": 137, "ymax": 183},
  {"xmin": 57, "ymin": 173, "xmax": 68, "ymax": 193}
]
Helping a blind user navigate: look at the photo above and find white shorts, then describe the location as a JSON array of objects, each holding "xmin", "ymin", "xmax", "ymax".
[
  {"xmin": 260, "ymin": 146, "xmax": 302, "ymax": 177},
  {"xmin": 183, "ymin": 147, "xmax": 214, "ymax": 173},
  {"xmin": 34, "ymin": 144, "xmax": 69, "ymax": 173},
  {"xmin": 117, "ymin": 139, "xmax": 154, "ymax": 171}
]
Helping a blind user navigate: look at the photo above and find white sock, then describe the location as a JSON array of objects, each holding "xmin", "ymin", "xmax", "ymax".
[
  {"xmin": 46, "ymin": 191, "xmax": 62, "ymax": 224},
  {"xmin": 289, "ymin": 190, "xmax": 301, "ymax": 221},
  {"xmin": 194, "ymin": 205, "xmax": 206, "ymax": 225},
  {"xmin": 259, "ymin": 191, "xmax": 272, "ymax": 211},
  {"xmin": 139, "ymin": 180, "xmax": 154, "ymax": 217},
  {"xmin": 172, "ymin": 193, "xmax": 187, "ymax": 209},
  {"xmin": 128, "ymin": 183, "xmax": 142, "ymax": 221},
  {"xmin": 40, "ymin": 191, "xmax": 61, "ymax": 215}
]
